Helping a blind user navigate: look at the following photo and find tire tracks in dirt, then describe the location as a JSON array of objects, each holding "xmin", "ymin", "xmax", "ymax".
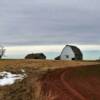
[{"xmin": 61, "ymin": 71, "xmax": 87, "ymax": 100}]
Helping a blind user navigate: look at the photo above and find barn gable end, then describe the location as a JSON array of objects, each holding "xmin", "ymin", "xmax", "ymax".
[
  {"xmin": 60, "ymin": 45, "xmax": 75, "ymax": 60},
  {"xmin": 55, "ymin": 45, "xmax": 83, "ymax": 60}
]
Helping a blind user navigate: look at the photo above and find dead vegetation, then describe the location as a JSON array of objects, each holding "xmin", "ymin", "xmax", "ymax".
[
  {"xmin": 0, "ymin": 68, "xmax": 45, "ymax": 100},
  {"xmin": 0, "ymin": 60, "xmax": 99, "ymax": 100}
]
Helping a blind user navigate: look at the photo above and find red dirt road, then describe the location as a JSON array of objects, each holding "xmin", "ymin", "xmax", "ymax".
[
  {"xmin": 61, "ymin": 71, "xmax": 87, "ymax": 100},
  {"xmin": 40, "ymin": 64, "xmax": 100, "ymax": 100}
]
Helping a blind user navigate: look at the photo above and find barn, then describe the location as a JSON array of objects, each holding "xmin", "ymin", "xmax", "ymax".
[
  {"xmin": 25, "ymin": 53, "xmax": 46, "ymax": 59},
  {"xmin": 55, "ymin": 45, "xmax": 83, "ymax": 60}
]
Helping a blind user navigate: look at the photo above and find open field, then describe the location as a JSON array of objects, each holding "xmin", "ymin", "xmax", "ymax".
[
  {"xmin": 0, "ymin": 59, "xmax": 99, "ymax": 70},
  {"xmin": 0, "ymin": 59, "xmax": 100, "ymax": 100}
]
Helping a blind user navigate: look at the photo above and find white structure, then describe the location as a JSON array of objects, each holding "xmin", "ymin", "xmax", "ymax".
[
  {"xmin": 0, "ymin": 46, "xmax": 5, "ymax": 59},
  {"xmin": 60, "ymin": 45, "xmax": 83, "ymax": 60},
  {"xmin": 55, "ymin": 45, "xmax": 83, "ymax": 60}
]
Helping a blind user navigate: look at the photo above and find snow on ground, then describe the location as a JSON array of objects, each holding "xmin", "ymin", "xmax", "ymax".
[{"xmin": 0, "ymin": 70, "xmax": 27, "ymax": 86}]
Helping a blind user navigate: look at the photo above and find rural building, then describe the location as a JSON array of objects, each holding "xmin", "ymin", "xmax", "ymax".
[
  {"xmin": 25, "ymin": 53, "xmax": 46, "ymax": 59},
  {"xmin": 55, "ymin": 56, "xmax": 60, "ymax": 60},
  {"xmin": 0, "ymin": 46, "xmax": 5, "ymax": 59},
  {"xmin": 55, "ymin": 45, "xmax": 83, "ymax": 60}
]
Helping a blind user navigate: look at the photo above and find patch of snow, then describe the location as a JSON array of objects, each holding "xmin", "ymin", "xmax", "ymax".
[
  {"xmin": 21, "ymin": 69, "xmax": 25, "ymax": 73},
  {"xmin": 0, "ymin": 70, "xmax": 27, "ymax": 86}
]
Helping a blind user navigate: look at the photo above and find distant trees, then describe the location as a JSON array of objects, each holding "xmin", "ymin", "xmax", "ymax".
[{"xmin": 0, "ymin": 45, "xmax": 5, "ymax": 59}]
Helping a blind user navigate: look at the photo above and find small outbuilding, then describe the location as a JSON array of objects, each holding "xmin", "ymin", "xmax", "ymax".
[
  {"xmin": 55, "ymin": 45, "xmax": 83, "ymax": 60},
  {"xmin": 55, "ymin": 56, "xmax": 60, "ymax": 60},
  {"xmin": 25, "ymin": 53, "xmax": 46, "ymax": 59}
]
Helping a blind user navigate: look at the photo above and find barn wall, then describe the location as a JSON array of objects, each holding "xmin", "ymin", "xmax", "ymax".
[{"xmin": 60, "ymin": 46, "xmax": 75, "ymax": 60}]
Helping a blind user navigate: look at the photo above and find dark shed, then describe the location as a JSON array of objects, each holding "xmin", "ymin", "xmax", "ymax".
[{"xmin": 25, "ymin": 53, "xmax": 46, "ymax": 59}]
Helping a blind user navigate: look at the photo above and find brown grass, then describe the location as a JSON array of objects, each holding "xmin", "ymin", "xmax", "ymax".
[
  {"xmin": 0, "ymin": 59, "xmax": 99, "ymax": 70},
  {"xmin": 0, "ymin": 59, "xmax": 99, "ymax": 100}
]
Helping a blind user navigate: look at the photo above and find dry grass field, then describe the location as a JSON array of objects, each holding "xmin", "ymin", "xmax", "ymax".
[
  {"xmin": 0, "ymin": 59, "xmax": 99, "ymax": 70},
  {"xmin": 0, "ymin": 59, "xmax": 100, "ymax": 100}
]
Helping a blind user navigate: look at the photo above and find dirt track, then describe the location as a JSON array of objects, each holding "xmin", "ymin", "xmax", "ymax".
[
  {"xmin": 61, "ymin": 71, "xmax": 87, "ymax": 100},
  {"xmin": 40, "ymin": 64, "xmax": 100, "ymax": 100}
]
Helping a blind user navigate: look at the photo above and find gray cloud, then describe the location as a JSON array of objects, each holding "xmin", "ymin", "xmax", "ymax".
[{"xmin": 0, "ymin": 0, "xmax": 100, "ymax": 45}]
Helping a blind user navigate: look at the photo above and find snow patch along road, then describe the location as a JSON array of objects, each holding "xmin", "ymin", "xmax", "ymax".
[{"xmin": 0, "ymin": 70, "xmax": 27, "ymax": 86}]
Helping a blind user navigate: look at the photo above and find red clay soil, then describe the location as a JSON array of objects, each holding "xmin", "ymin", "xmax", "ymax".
[{"xmin": 40, "ymin": 64, "xmax": 100, "ymax": 100}]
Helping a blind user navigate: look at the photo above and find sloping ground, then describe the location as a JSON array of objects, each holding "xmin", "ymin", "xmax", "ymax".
[
  {"xmin": 0, "ymin": 60, "xmax": 100, "ymax": 100},
  {"xmin": 0, "ymin": 68, "xmax": 45, "ymax": 100},
  {"xmin": 40, "ymin": 64, "xmax": 100, "ymax": 100}
]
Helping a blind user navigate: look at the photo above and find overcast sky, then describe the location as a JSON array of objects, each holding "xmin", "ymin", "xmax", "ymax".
[{"xmin": 0, "ymin": 0, "xmax": 100, "ymax": 45}]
